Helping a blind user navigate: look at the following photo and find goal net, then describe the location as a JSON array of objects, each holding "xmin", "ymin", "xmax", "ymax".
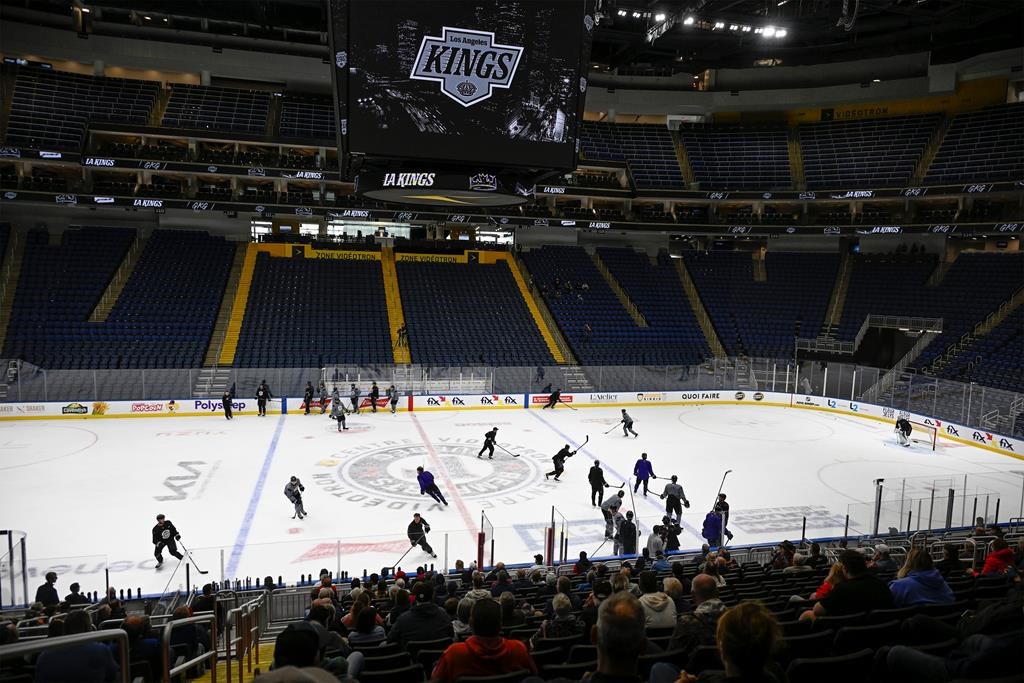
[{"xmin": 909, "ymin": 420, "xmax": 937, "ymax": 450}]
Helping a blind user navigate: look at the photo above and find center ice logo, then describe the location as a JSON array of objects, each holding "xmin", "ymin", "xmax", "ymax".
[
  {"xmin": 410, "ymin": 27, "xmax": 523, "ymax": 107},
  {"xmin": 310, "ymin": 439, "xmax": 543, "ymax": 508}
]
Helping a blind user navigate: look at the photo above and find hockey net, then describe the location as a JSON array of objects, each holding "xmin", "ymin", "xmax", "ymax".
[{"xmin": 909, "ymin": 420, "xmax": 937, "ymax": 451}]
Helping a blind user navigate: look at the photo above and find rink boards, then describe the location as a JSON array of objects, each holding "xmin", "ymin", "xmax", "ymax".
[{"xmin": 0, "ymin": 389, "xmax": 1020, "ymax": 459}]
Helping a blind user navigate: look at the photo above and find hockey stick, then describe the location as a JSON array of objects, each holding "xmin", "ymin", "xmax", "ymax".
[
  {"xmin": 177, "ymin": 540, "xmax": 209, "ymax": 575},
  {"xmin": 557, "ymin": 398, "xmax": 578, "ymax": 411},
  {"xmin": 603, "ymin": 422, "xmax": 622, "ymax": 435},
  {"xmin": 496, "ymin": 443, "xmax": 521, "ymax": 458},
  {"xmin": 575, "ymin": 435, "xmax": 589, "ymax": 451},
  {"xmin": 592, "ymin": 536, "xmax": 610, "ymax": 557}
]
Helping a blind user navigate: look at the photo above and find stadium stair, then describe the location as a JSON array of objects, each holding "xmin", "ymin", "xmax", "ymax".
[
  {"xmin": 928, "ymin": 285, "xmax": 1024, "ymax": 375},
  {"xmin": 218, "ymin": 243, "xmax": 259, "ymax": 366},
  {"xmin": 925, "ymin": 249, "xmax": 958, "ymax": 287},
  {"xmin": 265, "ymin": 92, "xmax": 282, "ymax": 136},
  {"xmin": 499, "ymin": 253, "xmax": 566, "ymax": 364},
  {"xmin": 911, "ymin": 113, "xmax": 952, "ymax": 185},
  {"xmin": 191, "ymin": 641, "xmax": 274, "ymax": 683},
  {"xmin": 787, "ymin": 127, "xmax": 806, "ymax": 190},
  {"xmin": 88, "ymin": 232, "xmax": 147, "ymax": 322},
  {"xmin": 380, "ymin": 246, "xmax": 411, "ymax": 364},
  {"xmin": 203, "ymin": 241, "xmax": 248, "ymax": 367},
  {"xmin": 0, "ymin": 228, "xmax": 25, "ymax": 352},
  {"xmin": 589, "ymin": 251, "xmax": 648, "ymax": 328},
  {"xmin": 752, "ymin": 251, "xmax": 768, "ymax": 283},
  {"xmin": 149, "ymin": 86, "xmax": 172, "ymax": 126},
  {"xmin": 513, "ymin": 252, "xmax": 576, "ymax": 364},
  {"xmin": 672, "ymin": 258, "xmax": 726, "ymax": 358},
  {"xmin": 670, "ymin": 132, "xmax": 697, "ymax": 187},
  {"xmin": 0, "ymin": 66, "xmax": 16, "ymax": 140},
  {"xmin": 821, "ymin": 250, "xmax": 853, "ymax": 336}
]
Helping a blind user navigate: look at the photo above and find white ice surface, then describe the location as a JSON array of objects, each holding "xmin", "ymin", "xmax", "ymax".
[{"xmin": 1, "ymin": 404, "xmax": 1019, "ymax": 598}]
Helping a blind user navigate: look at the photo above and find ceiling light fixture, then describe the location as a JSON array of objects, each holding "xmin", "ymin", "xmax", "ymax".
[
  {"xmin": 617, "ymin": 9, "xmax": 626, "ymax": 16},
  {"xmin": 741, "ymin": 25, "xmax": 752, "ymax": 32},
  {"xmin": 683, "ymin": 16, "xmax": 695, "ymax": 25},
  {"xmin": 763, "ymin": 26, "xmax": 776, "ymax": 37},
  {"xmin": 714, "ymin": 21, "xmax": 725, "ymax": 29},
  {"xmin": 775, "ymin": 28, "xmax": 787, "ymax": 37},
  {"xmin": 729, "ymin": 24, "xmax": 739, "ymax": 30},
  {"xmin": 632, "ymin": 11, "xmax": 641, "ymax": 18},
  {"xmin": 655, "ymin": 13, "xmax": 666, "ymax": 21}
]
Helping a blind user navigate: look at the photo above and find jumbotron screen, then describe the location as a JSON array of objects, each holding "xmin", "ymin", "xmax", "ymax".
[{"xmin": 328, "ymin": 0, "xmax": 595, "ymax": 171}]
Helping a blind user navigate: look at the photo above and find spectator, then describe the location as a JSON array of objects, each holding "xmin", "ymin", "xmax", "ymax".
[
  {"xmin": 347, "ymin": 606, "xmax": 385, "ymax": 645},
  {"xmin": 889, "ymin": 548, "xmax": 955, "ymax": 607},
  {"xmin": 574, "ymin": 551, "xmax": 592, "ymax": 575},
  {"xmin": 512, "ymin": 568, "xmax": 533, "ymax": 592},
  {"xmin": 267, "ymin": 621, "xmax": 359, "ymax": 683},
  {"xmin": 453, "ymin": 597, "xmax": 474, "ymax": 639},
  {"xmin": 529, "ymin": 554, "xmax": 546, "ymax": 573},
  {"xmin": 976, "ymin": 538, "xmax": 1014, "ymax": 576},
  {"xmin": 466, "ymin": 571, "xmax": 492, "ymax": 602},
  {"xmin": 544, "ymin": 576, "xmax": 579, "ymax": 617},
  {"xmin": 489, "ymin": 571, "xmax": 513, "ymax": 598},
  {"xmin": 662, "ymin": 577, "xmax": 689, "ymax": 614},
  {"xmin": 580, "ymin": 579, "xmax": 612, "ymax": 635},
  {"xmin": 122, "ymin": 615, "xmax": 161, "ymax": 678},
  {"xmin": 637, "ymin": 571, "xmax": 676, "ymax": 629},
  {"xmin": 806, "ymin": 542, "xmax": 828, "ymax": 569},
  {"xmin": 433, "ymin": 573, "xmax": 450, "ymax": 605},
  {"xmin": 432, "ymin": 597, "xmax": 537, "ymax": 682},
  {"xmin": 646, "ymin": 527, "xmax": 665, "ymax": 558},
  {"xmin": 972, "ymin": 516, "xmax": 988, "ymax": 536},
  {"xmin": 305, "ymin": 602, "xmax": 348, "ymax": 654},
  {"xmin": 191, "ymin": 583, "xmax": 217, "ymax": 614},
  {"xmin": 1014, "ymin": 538, "xmax": 1024, "ymax": 570},
  {"xmin": 702, "ymin": 559, "xmax": 727, "ymax": 587},
  {"xmin": 611, "ymin": 570, "xmax": 640, "ymax": 598},
  {"xmin": 801, "ymin": 550, "xmax": 894, "ymax": 622},
  {"xmin": 170, "ymin": 605, "xmax": 210, "ymax": 656},
  {"xmin": 35, "ymin": 609, "xmax": 119, "ymax": 683},
  {"xmin": 65, "ymin": 582, "xmax": 90, "ymax": 605},
  {"xmin": 499, "ymin": 592, "xmax": 527, "ymax": 629},
  {"xmin": 532, "ymin": 593, "xmax": 585, "ymax": 649},
  {"xmin": 652, "ymin": 551, "xmax": 671, "ymax": 573},
  {"xmin": 46, "ymin": 616, "xmax": 65, "ymax": 638},
  {"xmin": 35, "ymin": 572, "xmax": 59, "ymax": 608},
  {"xmin": 387, "ymin": 582, "xmax": 453, "ymax": 648},
  {"xmin": 869, "ymin": 544, "xmax": 899, "ymax": 573},
  {"xmin": 934, "ymin": 543, "xmax": 968, "ymax": 576},
  {"xmin": 309, "ymin": 575, "xmax": 337, "ymax": 601},
  {"xmin": 386, "ymin": 588, "xmax": 410, "ymax": 626},
  {"xmin": 651, "ymin": 601, "xmax": 785, "ymax": 683},
  {"xmin": 484, "ymin": 562, "xmax": 507, "ymax": 584},
  {"xmin": 783, "ymin": 554, "xmax": 814, "ymax": 574},
  {"xmin": 669, "ymin": 574, "xmax": 726, "ymax": 656},
  {"xmin": 769, "ymin": 541, "xmax": 796, "ymax": 571}
]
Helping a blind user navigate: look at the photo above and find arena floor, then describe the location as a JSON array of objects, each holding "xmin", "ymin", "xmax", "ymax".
[{"xmin": 2, "ymin": 404, "xmax": 1019, "ymax": 598}]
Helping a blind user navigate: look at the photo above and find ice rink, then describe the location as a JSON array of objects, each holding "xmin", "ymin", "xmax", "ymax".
[{"xmin": 2, "ymin": 402, "xmax": 1021, "ymax": 598}]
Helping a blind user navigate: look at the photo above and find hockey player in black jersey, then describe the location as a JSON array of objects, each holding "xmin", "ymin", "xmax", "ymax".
[
  {"xmin": 369, "ymin": 382, "xmax": 380, "ymax": 413},
  {"xmin": 303, "ymin": 382, "xmax": 314, "ymax": 415},
  {"xmin": 478, "ymin": 427, "xmax": 498, "ymax": 459},
  {"xmin": 545, "ymin": 444, "xmax": 576, "ymax": 481},
  {"xmin": 152, "ymin": 514, "xmax": 183, "ymax": 568},
  {"xmin": 542, "ymin": 389, "xmax": 562, "ymax": 409},
  {"xmin": 407, "ymin": 513, "xmax": 437, "ymax": 558},
  {"xmin": 589, "ymin": 460, "xmax": 611, "ymax": 507}
]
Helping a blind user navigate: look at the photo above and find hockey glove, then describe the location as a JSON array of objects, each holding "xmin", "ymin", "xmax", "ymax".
[
  {"xmin": 175, "ymin": 534, "xmax": 181, "ymax": 541},
  {"xmin": 684, "ymin": 500, "xmax": 691, "ymax": 508}
]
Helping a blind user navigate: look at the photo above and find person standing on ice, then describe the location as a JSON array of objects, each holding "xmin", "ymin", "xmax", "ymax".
[
  {"xmin": 255, "ymin": 383, "xmax": 270, "ymax": 417},
  {"xmin": 633, "ymin": 452, "xmax": 656, "ymax": 496},
  {"xmin": 303, "ymin": 382, "xmax": 314, "ymax": 415},
  {"xmin": 387, "ymin": 384, "xmax": 400, "ymax": 414},
  {"xmin": 600, "ymin": 491, "xmax": 625, "ymax": 539},
  {"xmin": 589, "ymin": 460, "xmax": 611, "ymax": 507},
  {"xmin": 221, "ymin": 388, "xmax": 233, "ymax": 420},
  {"xmin": 542, "ymin": 388, "xmax": 562, "ymax": 409},
  {"xmin": 895, "ymin": 417, "xmax": 912, "ymax": 447},
  {"xmin": 416, "ymin": 466, "xmax": 448, "ymax": 506},
  {"xmin": 660, "ymin": 475, "xmax": 690, "ymax": 523},
  {"xmin": 349, "ymin": 383, "xmax": 361, "ymax": 414},
  {"xmin": 331, "ymin": 387, "xmax": 347, "ymax": 431},
  {"xmin": 284, "ymin": 476, "xmax": 307, "ymax": 519},
  {"xmin": 620, "ymin": 409, "xmax": 638, "ymax": 437},
  {"xmin": 369, "ymin": 381, "xmax": 380, "ymax": 413},
  {"xmin": 318, "ymin": 381, "xmax": 329, "ymax": 415},
  {"xmin": 153, "ymin": 514, "xmax": 183, "ymax": 569}
]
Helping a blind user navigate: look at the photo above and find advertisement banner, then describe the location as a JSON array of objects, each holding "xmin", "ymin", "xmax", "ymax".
[
  {"xmin": 413, "ymin": 394, "xmax": 524, "ymax": 410},
  {"xmin": 0, "ymin": 398, "xmax": 283, "ymax": 419}
]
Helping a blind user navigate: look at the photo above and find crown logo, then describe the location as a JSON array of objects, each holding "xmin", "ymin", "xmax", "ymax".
[{"xmin": 469, "ymin": 173, "xmax": 498, "ymax": 192}]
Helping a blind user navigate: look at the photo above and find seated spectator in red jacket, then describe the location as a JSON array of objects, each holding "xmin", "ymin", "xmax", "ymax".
[
  {"xmin": 35, "ymin": 610, "xmax": 119, "ymax": 683},
  {"xmin": 432, "ymin": 597, "xmax": 537, "ymax": 682},
  {"xmin": 889, "ymin": 549, "xmax": 955, "ymax": 607},
  {"xmin": 977, "ymin": 539, "xmax": 1014, "ymax": 576}
]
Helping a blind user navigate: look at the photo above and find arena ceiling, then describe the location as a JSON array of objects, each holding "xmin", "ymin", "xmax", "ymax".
[{"xmin": 2, "ymin": 0, "xmax": 1021, "ymax": 73}]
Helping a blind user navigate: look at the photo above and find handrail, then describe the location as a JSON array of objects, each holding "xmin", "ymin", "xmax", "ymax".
[
  {"xmin": 0, "ymin": 629, "xmax": 130, "ymax": 683},
  {"xmin": 224, "ymin": 590, "xmax": 267, "ymax": 683},
  {"xmin": 161, "ymin": 612, "xmax": 218, "ymax": 683}
]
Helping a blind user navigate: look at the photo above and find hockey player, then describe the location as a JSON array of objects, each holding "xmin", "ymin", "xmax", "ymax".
[
  {"xmin": 620, "ymin": 409, "xmax": 638, "ymax": 437},
  {"xmin": 589, "ymin": 460, "xmax": 611, "ymax": 507},
  {"xmin": 661, "ymin": 516, "xmax": 681, "ymax": 552},
  {"xmin": 416, "ymin": 466, "xmax": 448, "ymax": 506},
  {"xmin": 714, "ymin": 493, "xmax": 734, "ymax": 543},
  {"xmin": 330, "ymin": 388, "xmax": 347, "ymax": 431},
  {"xmin": 895, "ymin": 417, "xmax": 912, "ymax": 447},
  {"xmin": 152, "ymin": 514, "xmax": 183, "ymax": 569},
  {"xmin": 369, "ymin": 381, "xmax": 380, "ymax": 414},
  {"xmin": 600, "ymin": 491, "xmax": 625, "ymax": 540},
  {"xmin": 386, "ymin": 384, "xmax": 399, "ymax": 414},
  {"xmin": 284, "ymin": 476, "xmax": 307, "ymax": 519},
  {"xmin": 660, "ymin": 475, "xmax": 691, "ymax": 523},
  {"xmin": 349, "ymin": 384, "xmax": 361, "ymax": 414},
  {"xmin": 255, "ymin": 383, "xmax": 270, "ymax": 417},
  {"xmin": 303, "ymin": 382, "xmax": 314, "ymax": 416},
  {"xmin": 542, "ymin": 388, "xmax": 562, "ymax": 409},
  {"xmin": 478, "ymin": 427, "xmax": 498, "ymax": 459},
  {"xmin": 407, "ymin": 513, "xmax": 437, "ymax": 558},
  {"xmin": 318, "ymin": 381, "xmax": 328, "ymax": 415},
  {"xmin": 616, "ymin": 510, "xmax": 639, "ymax": 556},
  {"xmin": 633, "ymin": 452, "xmax": 656, "ymax": 496},
  {"xmin": 545, "ymin": 444, "xmax": 576, "ymax": 481},
  {"xmin": 221, "ymin": 389, "xmax": 233, "ymax": 420}
]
